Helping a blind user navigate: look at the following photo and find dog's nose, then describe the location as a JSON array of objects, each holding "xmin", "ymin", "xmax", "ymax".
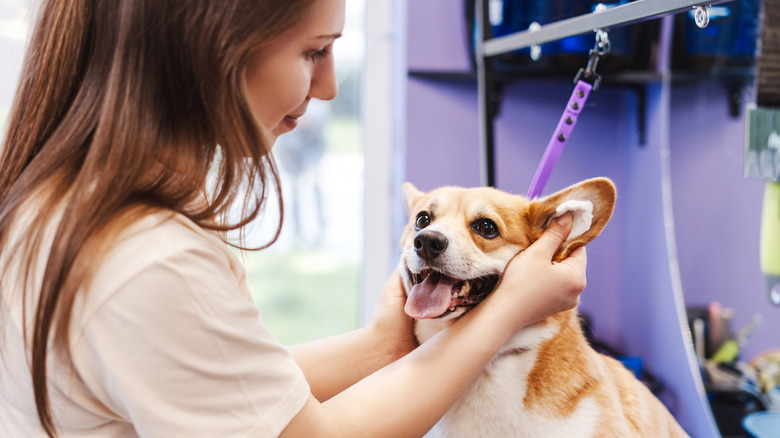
[{"xmin": 414, "ymin": 230, "xmax": 448, "ymax": 261}]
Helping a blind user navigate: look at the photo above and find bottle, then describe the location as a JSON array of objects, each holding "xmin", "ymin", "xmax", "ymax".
[{"xmin": 760, "ymin": 181, "xmax": 780, "ymax": 306}]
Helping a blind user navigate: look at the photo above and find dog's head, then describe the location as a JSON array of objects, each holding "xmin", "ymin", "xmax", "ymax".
[{"xmin": 398, "ymin": 177, "xmax": 616, "ymax": 322}]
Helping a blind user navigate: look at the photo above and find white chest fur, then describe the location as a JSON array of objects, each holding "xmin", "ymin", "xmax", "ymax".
[{"xmin": 419, "ymin": 322, "xmax": 602, "ymax": 438}]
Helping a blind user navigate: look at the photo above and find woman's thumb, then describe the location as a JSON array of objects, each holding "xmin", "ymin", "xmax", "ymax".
[{"xmin": 534, "ymin": 212, "xmax": 573, "ymax": 257}]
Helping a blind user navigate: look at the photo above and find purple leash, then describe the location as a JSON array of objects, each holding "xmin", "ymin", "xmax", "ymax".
[
  {"xmin": 526, "ymin": 80, "xmax": 594, "ymax": 199},
  {"xmin": 526, "ymin": 32, "xmax": 608, "ymax": 199}
]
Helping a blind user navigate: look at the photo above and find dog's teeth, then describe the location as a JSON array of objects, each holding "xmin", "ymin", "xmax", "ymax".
[{"xmin": 453, "ymin": 283, "xmax": 466, "ymax": 299}]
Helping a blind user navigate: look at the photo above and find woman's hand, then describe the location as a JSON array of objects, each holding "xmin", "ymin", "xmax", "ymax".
[
  {"xmin": 366, "ymin": 271, "xmax": 418, "ymax": 362},
  {"xmin": 481, "ymin": 212, "xmax": 588, "ymax": 334}
]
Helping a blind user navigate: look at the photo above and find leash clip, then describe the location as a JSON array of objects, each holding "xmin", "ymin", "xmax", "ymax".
[{"xmin": 573, "ymin": 28, "xmax": 611, "ymax": 91}]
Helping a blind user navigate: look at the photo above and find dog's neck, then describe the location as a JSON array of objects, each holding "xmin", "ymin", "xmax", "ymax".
[{"xmin": 414, "ymin": 308, "xmax": 582, "ymax": 357}]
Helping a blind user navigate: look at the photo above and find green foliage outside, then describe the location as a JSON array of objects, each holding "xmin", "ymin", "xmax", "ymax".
[{"xmin": 242, "ymin": 247, "xmax": 361, "ymax": 346}]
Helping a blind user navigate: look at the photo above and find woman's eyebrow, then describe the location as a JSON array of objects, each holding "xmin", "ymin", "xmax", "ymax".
[{"xmin": 314, "ymin": 33, "xmax": 343, "ymax": 41}]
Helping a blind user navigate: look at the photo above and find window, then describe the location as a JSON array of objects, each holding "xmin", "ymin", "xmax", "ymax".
[
  {"xmin": 0, "ymin": 0, "xmax": 30, "ymax": 131},
  {"xmin": 244, "ymin": 0, "xmax": 367, "ymax": 344}
]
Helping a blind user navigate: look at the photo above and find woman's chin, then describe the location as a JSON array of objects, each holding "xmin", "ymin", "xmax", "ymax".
[{"xmin": 272, "ymin": 117, "xmax": 299, "ymax": 138}]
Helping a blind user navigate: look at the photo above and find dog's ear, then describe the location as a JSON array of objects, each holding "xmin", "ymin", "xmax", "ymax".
[
  {"xmin": 402, "ymin": 182, "xmax": 424, "ymax": 216},
  {"xmin": 527, "ymin": 177, "xmax": 616, "ymax": 262}
]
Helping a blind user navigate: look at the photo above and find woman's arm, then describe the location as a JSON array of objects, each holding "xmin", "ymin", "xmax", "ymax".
[
  {"xmin": 288, "ymin": 274, "xmax": 416, "ymax": 401},
  {"xmin": 281, "ymin": 213, "xmax": 585, "ymax": 438}
]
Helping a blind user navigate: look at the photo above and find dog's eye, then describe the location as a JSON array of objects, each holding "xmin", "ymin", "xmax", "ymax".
[
  {"xmin": 472, "ymin": 218, "xmax": 499, "ymax": 239},
  {"xmin": 415, "ymin": 212, "xmax": 432, "ymax": 230}
]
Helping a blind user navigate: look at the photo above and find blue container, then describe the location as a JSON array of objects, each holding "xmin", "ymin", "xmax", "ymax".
[
  {"xmin": 742, "ymin": 411, "xmax": 780, "ymax": 438},
  {"xmin": 466, "ymin": 0, "xmax": 657, "ymax": 76},
  {"xmin": 672, "ymin": 0, "xmax": 761, "ymax": 72}
]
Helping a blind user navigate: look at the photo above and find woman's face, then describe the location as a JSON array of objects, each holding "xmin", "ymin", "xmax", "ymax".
[{"xmin": 244, "ymin": 0, "xmax": 345, "ymax": 145}]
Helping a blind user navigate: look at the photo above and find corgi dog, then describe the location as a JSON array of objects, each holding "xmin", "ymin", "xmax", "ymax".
[{"xmin": 398, "ymin": 177, "xmax": 688, "ymax": 438}]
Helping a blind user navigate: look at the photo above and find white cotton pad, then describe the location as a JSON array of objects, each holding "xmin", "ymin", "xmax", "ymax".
[{"xmin": 553, "ymin": 200, "xmax": 593, "ymax": 241}]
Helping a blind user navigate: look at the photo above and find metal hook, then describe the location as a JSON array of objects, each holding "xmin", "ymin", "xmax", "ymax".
[
  {"xmin": 694, "ymin": 5, "xmax": 710, "ymax": 28},
  {"xmin": 595, "ymin": 29, "xmax": 611, "ymax": 56},
  {"xmin": 592, "ymin": 4, "xmax": 611, "ymax": 56},
  {"xmin": 529, "ymin": 22, "xmax": 542, "ymax": 61}
]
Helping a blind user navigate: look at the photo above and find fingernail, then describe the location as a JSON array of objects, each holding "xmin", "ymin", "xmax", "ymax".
[{"xmin": 555, "ymin": 212, "xmax": 571, "ymax": 226}]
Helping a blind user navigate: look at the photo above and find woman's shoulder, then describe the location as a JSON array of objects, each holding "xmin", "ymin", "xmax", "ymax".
[
  {"xmin": 74, "ymin": 209, "xmax": 250, "ymax": 330},
  {"xmin": 96, "ymin": 207, "xmax": 243, "ymax": 284},
  {"xmin": 109, "ymin": 209, "xmax": 231, "ymax": 259}
]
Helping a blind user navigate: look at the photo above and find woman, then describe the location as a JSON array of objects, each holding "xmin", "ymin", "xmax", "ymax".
[{"xmin": 0, "ymin": 0, "xmax": 587, "ymax": 437}]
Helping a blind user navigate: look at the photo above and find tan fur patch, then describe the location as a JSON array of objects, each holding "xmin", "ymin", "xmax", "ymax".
[{"xmin": 524, "ymin": 311, "xmax": 603, "ymax": 417}]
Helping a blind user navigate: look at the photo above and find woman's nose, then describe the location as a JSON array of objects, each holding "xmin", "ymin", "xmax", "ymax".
[{"xmin": 310, "ymin": 58, "xmax": 338, "ymax": 101}]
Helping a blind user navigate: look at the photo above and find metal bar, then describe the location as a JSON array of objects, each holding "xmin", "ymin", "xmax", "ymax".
[
  {"xmin": 475, "ymin": 0, "xmax": 487, "ymax": 186},
  {"xmin": 484, "ymin": 0, "xmax": 734, "ymax": 57},
  {"xmin": 475, "ymin": 0, "xmax": 495, "ymax": 187}
]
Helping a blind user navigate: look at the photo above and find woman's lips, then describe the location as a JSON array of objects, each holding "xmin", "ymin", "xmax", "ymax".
[{"xmin": 280, "ymin": 115, "xmax": 300, "ymax": 132}]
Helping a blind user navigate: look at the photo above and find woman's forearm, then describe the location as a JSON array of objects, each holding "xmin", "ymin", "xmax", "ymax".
[
  {"xmin": 282, "ymin": 292, "xmax": 529, "ymax": 438},
  {"xmin": 289, "ymin": 327, "xmax": 405, "ymax": 402},
  {"xmin": 290, "ymin": 271, "xmax": 417, "ymax": 401}
]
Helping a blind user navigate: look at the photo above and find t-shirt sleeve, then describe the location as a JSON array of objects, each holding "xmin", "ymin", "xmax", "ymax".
[{"xmin": 70, "ymin": 240, "xmax": 310, "ymax": 438}]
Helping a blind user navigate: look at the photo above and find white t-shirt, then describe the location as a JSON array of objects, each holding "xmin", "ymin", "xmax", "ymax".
[{"xmin": 0, "ymin": 209, "xmax": 310, "ymax": 437}]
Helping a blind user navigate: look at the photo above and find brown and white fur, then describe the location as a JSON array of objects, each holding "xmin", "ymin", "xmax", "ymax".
[{"xmin": 398, "ymin": 177, "xmax": 688, "ymax": 438}]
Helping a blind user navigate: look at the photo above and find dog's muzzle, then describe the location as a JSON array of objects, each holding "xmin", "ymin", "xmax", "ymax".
[{"xmin": 404, "ymin": 268, "xmax": 500, "ymax": 320}]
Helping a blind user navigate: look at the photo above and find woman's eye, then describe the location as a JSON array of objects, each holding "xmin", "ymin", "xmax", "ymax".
[
  {"xmin": 472, "ymin": 218, "xmax": 499, "ymax": 239},
  {"xmin": 415, "ymin": 212, "xmax": 431, "ymax": 230},
  {"xmin": 308, "ymin": 47, "xmax": 330, "ymax": 61}
]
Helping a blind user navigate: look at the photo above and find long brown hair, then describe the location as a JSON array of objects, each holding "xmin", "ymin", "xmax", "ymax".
[{"xmin": 0, "ymin": 0, "xmax": 315, "ymax": 435}]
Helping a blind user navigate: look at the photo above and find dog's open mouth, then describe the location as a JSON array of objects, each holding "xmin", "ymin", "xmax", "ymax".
[{"xmin": 405, "ymin": 269, "xmax": 500, "ymax": 319}]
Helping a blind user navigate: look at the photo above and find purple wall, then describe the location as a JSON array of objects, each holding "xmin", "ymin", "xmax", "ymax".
[
  {"xmin": 405, "ymin": 78, "xmax": 482, "ymax": 189},
  {"xmin": 406, "ymin": 2, "xmax": 471, "ymax": 72},
  {"xmin": 668, "ymin": 83, "xmax": 773, "ymax": 361},
  {"xmin": 617, "ymin": 84, "xmax": 718, "ymax": 436}
]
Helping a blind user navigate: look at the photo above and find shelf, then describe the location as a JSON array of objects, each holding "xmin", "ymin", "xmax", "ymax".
[{"xmin": 408, "ymin": 67, "xmax": 757, "ymax": 86}]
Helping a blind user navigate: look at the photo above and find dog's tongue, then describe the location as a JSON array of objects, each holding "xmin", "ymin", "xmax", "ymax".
[{"xmin": 405, "ymin": 272, "xmax": 458, "ymax": 319}]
